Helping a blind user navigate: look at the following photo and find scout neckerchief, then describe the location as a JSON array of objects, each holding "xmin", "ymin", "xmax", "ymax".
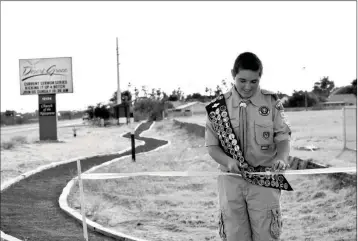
[{"xmin": 206, "ymin": 94, "xmax": 293, "ymax": 191}]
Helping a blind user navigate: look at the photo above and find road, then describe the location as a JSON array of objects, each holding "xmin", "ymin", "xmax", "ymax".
[
  {"xmin": 1, "ymin": 119, "xmax": 84, "ymax": 135},
  {"xmin": 1, "ymin": 121, "xmax": 168, "ymax": 241}
]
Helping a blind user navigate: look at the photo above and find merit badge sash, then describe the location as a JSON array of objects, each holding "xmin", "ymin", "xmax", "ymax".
[{"xmin": 206, "ymin": 94, "xmax": 293, "ymax": 191}]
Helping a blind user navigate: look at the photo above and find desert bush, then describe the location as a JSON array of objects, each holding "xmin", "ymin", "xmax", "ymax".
[
  {"xmin": 11, "ymin": 136, "xmax": 28, "ymax": 144},
  {"xmin": 1, "ymin": 136, "xmax": 28, "ymax": 150},
  {"xmin": 1, "ymin": 141, "xmax": 15, "ymax": 150},
  {"xmin": 134, "ymin": 99, "xmax": 173, "ymax": 121}
]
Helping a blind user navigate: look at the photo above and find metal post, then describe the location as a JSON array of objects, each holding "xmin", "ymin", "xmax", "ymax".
[
  {"xmin": 343, "ymin": 106, "xmax": 346, "ymax": 150},
  {"xmin": 131, "ymin": 130, "xmax": 135, "ymax": 162},
  {"xmin": 76, "ymin": 160, "xmax": 89, "ymax": 241}
]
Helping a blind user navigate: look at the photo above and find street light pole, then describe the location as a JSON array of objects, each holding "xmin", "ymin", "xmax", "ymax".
[{"xmin": 116, "ymin": 38, "xmax": 121, "ymax": 106}]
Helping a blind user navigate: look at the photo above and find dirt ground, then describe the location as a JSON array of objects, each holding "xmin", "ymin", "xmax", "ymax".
[
  {"xmin": 0, "ymin": 121, "xmax": 137, "ymax": 184},
  {"xmin": 68, "ymin": 120, "xmax": 357, "ymax": 241},
  {"xmin": 175, "ymin": 109, "xmax": 357, "ymax": 167}
]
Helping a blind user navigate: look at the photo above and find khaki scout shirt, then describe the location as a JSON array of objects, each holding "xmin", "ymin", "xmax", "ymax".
[{"xmin": 205, "ymin": 86, "xmax": 291, "ymax": 170}]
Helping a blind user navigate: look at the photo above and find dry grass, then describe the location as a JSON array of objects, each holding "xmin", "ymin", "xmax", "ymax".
[
  {"xmin": 1, "ymin": 135, "xmax": 28, "ymax": 150},
  {"xmin": 0, "ymin": 121, "xmax": 137, "ymax": 184},
  {"xmin": 68, "ymin": 120, "xmax": 356, "ymax": 241},
  {"xmin": 175, "ymin": 109, "xmax": 357, "ymax": 167}
]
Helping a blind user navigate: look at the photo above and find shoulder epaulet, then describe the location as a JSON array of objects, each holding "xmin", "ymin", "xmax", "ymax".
[
  {"xmin": 224, "ymin": 90, "xmax": 232, "ymax": 99},
  {"xmin": 261, "ymin": 89, "xmax": 278, "ymax": 101}
]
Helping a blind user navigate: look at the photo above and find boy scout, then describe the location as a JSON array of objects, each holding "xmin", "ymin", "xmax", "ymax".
[{"xmin": 205, "ymin": 52, "xmax": 292, "ymax": 241}]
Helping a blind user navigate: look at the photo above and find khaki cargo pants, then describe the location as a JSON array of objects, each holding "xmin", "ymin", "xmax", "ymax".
[{"xmin": 217, "ymin": 174, "xmax": 283, "ymax": 241}]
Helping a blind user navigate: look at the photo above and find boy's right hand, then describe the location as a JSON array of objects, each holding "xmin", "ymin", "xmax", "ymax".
[{"xmin": 227, "ymin": 158, "xmax": 241, "ymax": 173}]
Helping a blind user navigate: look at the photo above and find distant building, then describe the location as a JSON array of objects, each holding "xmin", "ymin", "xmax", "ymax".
[
  {"xmin": 323, "ymin": 94, "xmax": 357, "ymax": 107},
  {"xmin": 168, "ymin": 101, "xmax": 207, "ymax": 117}
]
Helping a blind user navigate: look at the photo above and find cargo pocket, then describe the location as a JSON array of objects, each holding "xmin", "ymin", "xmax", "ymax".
[
  {"xmin": 218, "ymin": 210, "xmax": 227, "ymax": 241},
  {"xmin": 269, "ymin": 207, "xmax": 283, "ymax": 240},
  {"xmin": 254, "ymin": 120, "xmax": 274, "ymax": 145}
]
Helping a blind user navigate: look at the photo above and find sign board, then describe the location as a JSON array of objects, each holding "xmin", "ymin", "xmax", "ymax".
[
  {"xmin": 38, "ymin": 94, "xmax": 57, "ymax": 140},
  {"xmin": 39, "ymin": 103, "xmax": 56, "ymax": 116},
  {"xmin": 19, "ymin": 57, "xmax": 73, "ymax": 95}
]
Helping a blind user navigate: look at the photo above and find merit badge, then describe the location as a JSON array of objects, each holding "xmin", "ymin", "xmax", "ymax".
[
  {"xmin": 215, "ymin": 108, "xmax": 220, "ymax": 114},
  {"xmin": 263, "ymin": 131, "xmax": 270, "ymax": 139},
  {"xmin": 231, "ymin": 139, "xmax": 237, "ymax": 146},
  {"xmin": 209, "ymin": 111, "xmax": 216, "ymax": 118},
  {"xmin": 229, "ymin": 133, "xmax": 235, "ymax": 140},
  {"xmin": 223, "ymin": 117, "xmax": 229, "ymax": 123},
  {"xmin": 259, "ymin": 106, "xmax": 270, "ymax": 116},
  {"xmin": 220, "ymin": 106, "xmax": 226, "ymax": 111},
  {"xmin": 234, "ymin": 145, "xmax": 240, "ymax": 151},
  {"xmin": 226, "ymin": 128, "xmax": 232, "ymax": 134},
  {"xmin": 284, "ymin": 183, "xmax": 288, "ymax": 190},
  {"xmin": 230, "ymin": 149, "xmax": 235, "ymax": 155},
  {"xmin": 221, "ymin": 111, "xmax": 228, "ymax": 118},
  {"xmin": 278, "ymin": 175, "xmax": 284, "ymax": 183},
  {"xmin": 275, "ymin": 101, "xmax": 284, "ymax": 111}
]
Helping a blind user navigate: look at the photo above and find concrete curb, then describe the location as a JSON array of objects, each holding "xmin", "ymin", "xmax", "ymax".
[
  {"xmin": 58, "ymin": 121, "xmax": 172, "ymax": 241},
  {"xmin": 0, "ymin": 123, "xmax": 146, "ymax": 241}
]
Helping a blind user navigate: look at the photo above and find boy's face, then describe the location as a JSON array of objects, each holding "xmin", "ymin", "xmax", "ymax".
[{"xmin": 233, "ymin": 69, "xmax": 261, "ymax": 99}]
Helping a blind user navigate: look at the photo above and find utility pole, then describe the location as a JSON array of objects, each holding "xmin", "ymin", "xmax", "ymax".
[{"xmin": 116, "ymin": 37, "xmax": 121, "ymax": 106}]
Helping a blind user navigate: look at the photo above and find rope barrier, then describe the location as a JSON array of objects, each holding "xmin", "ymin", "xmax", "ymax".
[{"xmin": 78, "ymin": 167, "xmax": 356, "ymax": 180}]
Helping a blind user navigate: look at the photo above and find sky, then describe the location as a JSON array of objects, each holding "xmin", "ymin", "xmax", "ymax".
[{"xmin": 1, "ymin": 1, "xmax": 356, "ymax": 113}]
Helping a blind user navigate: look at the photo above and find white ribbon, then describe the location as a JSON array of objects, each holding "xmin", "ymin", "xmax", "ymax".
[{"xmin": 79, "ymin": 167, "xmax": 356, "ymax": 180}]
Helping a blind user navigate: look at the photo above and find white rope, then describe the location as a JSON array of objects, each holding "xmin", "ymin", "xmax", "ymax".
[{"xmin": 79, "ymin": 167, "xmax": 356, "ymax": 180}]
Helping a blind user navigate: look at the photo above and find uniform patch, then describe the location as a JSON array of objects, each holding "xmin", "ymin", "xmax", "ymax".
[
  {"xmin": 259, "ymin": 106, "xmax": 270, "ymax": 116},
  {"xmin": 263, "ymin": 131, "xmax": 270, "ymax": 139},
  {"xmin": 275, "ymin": 100, "xmax": 284, "ymax": 111},
  {"xmin": 261, "ymin": 145, "xmax": 269, "ymax": 150}
]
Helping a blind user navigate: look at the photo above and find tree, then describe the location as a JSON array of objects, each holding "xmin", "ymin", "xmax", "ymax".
[
  {"xmin": 141, "ymin": 85, "xmax": 148, "ymax": 98},
  {"xmin": 156, "ymin": 89, "xmax": 162, "ymax": 100},
  {"xmin": 276, "ymin": 91, "xmax": 289, "ymax": 99},
  {"xmin": 94, "ymin": 103, "xmax": 110, "ymax": 120},
  {"xmin": 214, "ymin": 85, "xmax": 222, "ymax": 97},
  {"xmin": 134, "ymin": 87, "xmax": 140, "ymax": 101},
  {"xmin": 109, "ymin": 90, "xmax": 132, "ymax": 103},
  {"xmin": 86, "ymin": 106, "xmax": 95, "ymax": 119},
  {"xmin": 332, "ymin": 79, "xmax": 357, "ymax": 96},
  {"xmin": 286, "ymin": 90, "xmax": 319, "ymax": 107},
  {"xmin": 352, "ymin": 79, "xmax": 357, "ymax": 96},
  {"xmin": 312, "ymin": 76, "xmax": 335, "ymax": 98},
  {"xmin": 221, "ymin": 79, "xmax": 229, "ymax": 92}
]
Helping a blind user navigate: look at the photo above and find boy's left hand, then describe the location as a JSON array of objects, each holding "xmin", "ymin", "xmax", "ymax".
[{"xmin": 272, "ymin": 160, "xmax": 289, "ymax": 172}]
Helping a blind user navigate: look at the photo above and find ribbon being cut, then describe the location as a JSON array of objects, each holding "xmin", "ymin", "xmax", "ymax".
[{"xmin": 79, "ymin": 167, "xmax": 356, "ymax": 180}]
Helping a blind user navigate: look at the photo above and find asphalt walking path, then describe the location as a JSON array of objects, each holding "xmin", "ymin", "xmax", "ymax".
[{"xmin": 1, "ymin": 121, "xmax": 167, "ymax": 241}]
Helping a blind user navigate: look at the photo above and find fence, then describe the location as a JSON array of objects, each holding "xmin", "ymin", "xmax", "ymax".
[{"xmin": 343, "ymin": 106, "xmax": 357, "ymax": 151}]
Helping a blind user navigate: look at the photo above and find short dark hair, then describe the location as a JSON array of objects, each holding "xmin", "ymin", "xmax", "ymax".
[{"xmin": 232, "ymin": 52, "xmax": 263, "ymax": 77}]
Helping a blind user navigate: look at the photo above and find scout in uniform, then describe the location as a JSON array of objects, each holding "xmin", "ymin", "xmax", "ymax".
[{"xmin": 205, "ymin": 52, "xmax": 292, "ymax": 241}]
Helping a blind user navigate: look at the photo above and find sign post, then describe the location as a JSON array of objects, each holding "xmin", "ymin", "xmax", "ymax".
[{"xmin": 19, "ymin": 57, "xmax": 73, "ymax": 141}]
